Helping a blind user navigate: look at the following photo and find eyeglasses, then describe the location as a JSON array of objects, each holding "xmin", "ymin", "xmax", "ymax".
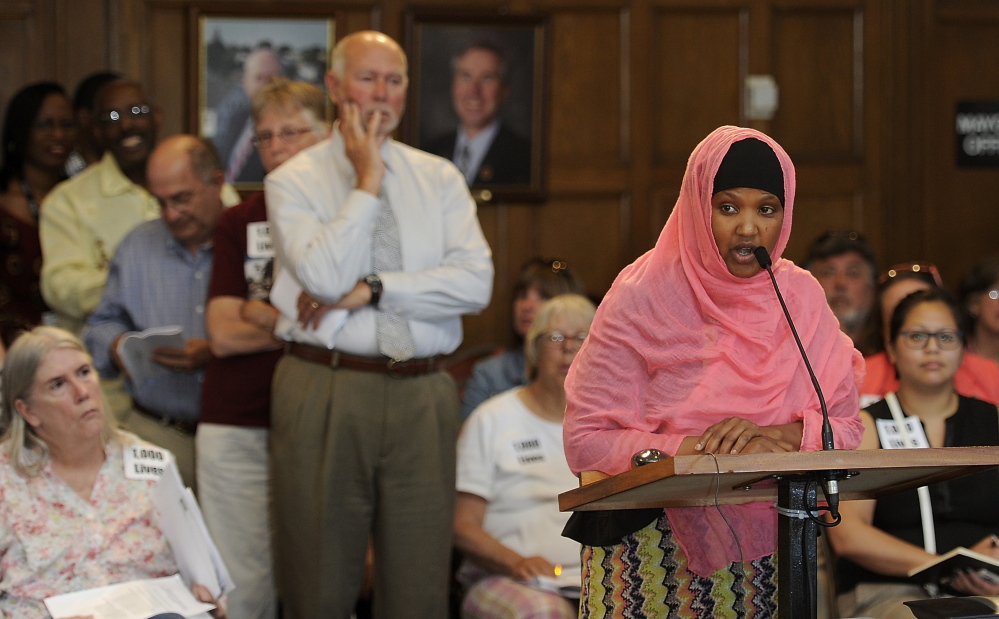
[
  {"xmin": 548, "ymin": 260, "xmax": 568, "ymax": 274},
  {"xmin": 251, "ymin": 127, "xmax": 315, "ymax": 148},
  {"xmin": 899, "ymin": 329, "xmax": 963, "ymax": 350},
  {"xmin": 33, "ymin": 119, "xmax": 76, "ymax": 135},
  {"xmin": 539, "ymin": 331, "xmax": 587, "ymax": 350},
  {"xmin": 878, "ymin": 262, "xmax": 944, "ymax": 286},
  {"xmin": 99, "ymin": 105, "xmax": 151, "ymax": 124}
]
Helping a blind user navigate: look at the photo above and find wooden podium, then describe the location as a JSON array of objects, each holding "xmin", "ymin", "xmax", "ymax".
[{"xmin": 559, "ymin": 447, "xmax": 999, "ymax": 618}]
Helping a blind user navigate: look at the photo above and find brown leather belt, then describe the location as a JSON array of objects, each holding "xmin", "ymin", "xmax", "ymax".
[
  {"xmin": 133, "ymin": 401, "xmax": 198, "ymax": 437},
  {"xmin": 285, "ymin": 342, "xmax": 444, "ymax": 378}
]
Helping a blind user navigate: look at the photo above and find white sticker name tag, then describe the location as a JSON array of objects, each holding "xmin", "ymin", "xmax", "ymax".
[
  {"xmin": 247, "ymin": 222, "xmax": 273, "ymax": 259},
  {"xmin": 124, "ymin": 445, "xmax": 171, "ymax": 480},
  {"xmin": 876, "ymin": 416, "xmax": 931, "ymax": 449},
  {"xmin": 512, "ymin": 436, "xmax": 546, "ymax": 465}
]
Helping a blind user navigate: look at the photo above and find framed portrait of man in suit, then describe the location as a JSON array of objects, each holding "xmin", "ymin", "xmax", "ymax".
[{"xmin": 404, "ymin": 12, "xmax": 548, "ymax": 203}]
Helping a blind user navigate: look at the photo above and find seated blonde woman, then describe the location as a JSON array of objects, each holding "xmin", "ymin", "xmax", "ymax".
[
  {"xmin": 0, "ymin": 326, "xmax": 222, "ymax": 619},
  {"xmin": 454, "ymin": 294, "xmax": 596, "ymax": 619}
]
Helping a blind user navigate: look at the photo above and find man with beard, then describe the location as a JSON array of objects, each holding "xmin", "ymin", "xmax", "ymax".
[
  {"xmin": 40, "ymin": 79, "xmax": 162, "ymax": 335},
  {"xmin": 803, "ymin": 229, "xmax": 880, "ymax": 355},
  {"xmin": 266, "ymin": 30, "xmax": 493, "ymax": 619}
]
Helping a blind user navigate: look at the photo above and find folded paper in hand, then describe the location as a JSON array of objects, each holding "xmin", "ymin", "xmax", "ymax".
[
  {"xmin": 271, "ymin": 269, "xmax": 348, "ymax": 348},
  {"xmin": 43, "ymin": 574, "xmax": 215, "ymax": 619},
  {"xmin": 151, "ymin": 460, "xmax": 234, "ymax": 600},
  {"xmin": 116, "ymin": 326, "xmax": 184, "ymax": 384},
  {"xmin": 527, "ymin": 565, "xmax": 582, "ymax": 599}
]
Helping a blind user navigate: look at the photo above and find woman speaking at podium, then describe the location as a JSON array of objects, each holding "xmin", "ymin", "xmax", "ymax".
[{"xmin": 563, "ymin": 126, "xmax": 865, "ymax": 617}]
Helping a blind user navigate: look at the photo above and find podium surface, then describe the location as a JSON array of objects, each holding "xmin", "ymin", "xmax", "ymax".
[
  {"xmin": 559, "ymin": 447, "xmax": 999, "ymax": 619},
  {"xmin": 559, "ymin": 446, "xmax": 999, "ymax": 512}
]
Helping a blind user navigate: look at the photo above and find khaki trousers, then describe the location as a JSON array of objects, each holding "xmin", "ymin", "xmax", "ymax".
[{"xmin": 270, "ymin": 355, "xmax": 459, "ymax": 619}]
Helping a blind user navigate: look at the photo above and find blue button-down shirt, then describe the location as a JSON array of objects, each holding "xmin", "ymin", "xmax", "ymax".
[{"xmin": 84, "ymin": 219, "xmax": 212, "ymax": 420}]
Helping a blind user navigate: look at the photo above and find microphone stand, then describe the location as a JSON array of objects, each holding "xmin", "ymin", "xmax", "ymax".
[
  {"xmin": 753, "ymin": 246, "xmax": 844, "ymax": 520},
  {"xmin": 754, "ymin": 246, "xmax": 846, "ymax": 618}
]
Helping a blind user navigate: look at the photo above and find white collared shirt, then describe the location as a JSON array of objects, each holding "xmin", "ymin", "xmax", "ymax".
[
  {"xmin": 265, "ymin": 129, "xmax": 494, "ymax": 357},
  {"xmin": 454, "ymin": 120, "xmax": 500, "ymax": 184}
]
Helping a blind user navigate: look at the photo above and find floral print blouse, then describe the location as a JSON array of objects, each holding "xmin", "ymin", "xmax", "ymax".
[{"xmin": 0, "ymin": 434, "xmax": 177, "ymax": 618}]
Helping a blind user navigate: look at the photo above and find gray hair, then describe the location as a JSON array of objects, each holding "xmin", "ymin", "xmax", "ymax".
[
  {"xmin": 524, "ymin": 294, "xmax": 597, "ymax": 380},
  {"xmin": 251, "ymin": 78, "xmax": 327, "ymax": 128},
  {"xmin": 0, "ymin": 326, "xmax": 121, "ymax": 477}
]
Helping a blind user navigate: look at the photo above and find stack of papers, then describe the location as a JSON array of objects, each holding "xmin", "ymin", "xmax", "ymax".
[
  {"xmin": 117, "ymin": 326, "xmax": 184, "ymax": 383},
  {"xmin": 44, "ymin": 461, "xmax": 233, "ymax": 618},
  {"xmin": 44, "ymin": 575, "xmax": 214, "ymax": 619},
  {"xmin": 527, "ymin": 565, "xmax": 582, "ymax": 599},
  {"xmin": 151, "ymin": 461, "xmax": 235, "ymax": 600}
]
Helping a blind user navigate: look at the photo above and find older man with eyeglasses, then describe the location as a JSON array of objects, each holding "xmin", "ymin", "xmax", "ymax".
[{"xmin": 196, "ymin": 78, "xmax": 329, "ymax": 619}]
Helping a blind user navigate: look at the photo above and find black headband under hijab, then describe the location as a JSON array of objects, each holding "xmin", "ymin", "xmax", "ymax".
[{"xmin": 712, "ymin": 137, "xmax": 784, "ymax": 206}]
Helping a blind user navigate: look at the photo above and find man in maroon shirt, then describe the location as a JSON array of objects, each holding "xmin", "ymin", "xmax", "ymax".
[{"xmin": 197, "ymin": 78, "xmax": 328, "ymax": 619}]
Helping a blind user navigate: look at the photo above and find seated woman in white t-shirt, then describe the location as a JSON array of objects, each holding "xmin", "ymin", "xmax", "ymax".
[{"xmin": 454, "ymin": 294, "xmax": 596, "ymax": 619}]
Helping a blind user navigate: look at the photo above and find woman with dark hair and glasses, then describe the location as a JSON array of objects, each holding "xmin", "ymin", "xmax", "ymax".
[
  {"xmin": 459, "ymin": 257, "xmax": 585, "ymax": 419},
  {"xmin": 860, "ymin": 264, "xmax": 999, "ymax": 408},
  {"xmin": 0, "ymin": 82, "xmax": 75, "ymax": 343},
  {"xmin": 829, "ymin": 288, "xmax": 999, "ymax": 619},
  {"xmin": 959, "ymin": 255, "xmax": 999, "ymax": 367}
]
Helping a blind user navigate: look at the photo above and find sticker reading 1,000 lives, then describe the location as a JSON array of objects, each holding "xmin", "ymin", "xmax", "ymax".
[{"xmin": 124, "ymin": 445, "xmax": 171, "ymax": 480}]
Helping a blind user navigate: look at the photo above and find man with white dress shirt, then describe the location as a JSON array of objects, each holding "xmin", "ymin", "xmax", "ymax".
[{"xmin": 265, "ymin": 30, "xmax": 493, "ymax": 619}]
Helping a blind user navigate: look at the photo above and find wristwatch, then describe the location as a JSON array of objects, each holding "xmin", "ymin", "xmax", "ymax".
[{"xmin": 365, "ymin": 273, "xmax": 383, "ymax": 307}]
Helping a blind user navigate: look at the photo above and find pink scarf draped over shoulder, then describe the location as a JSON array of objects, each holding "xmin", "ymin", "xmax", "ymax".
[{"xmin": 563, "ymin": 126, "xmax": 864, "ymax": 576}]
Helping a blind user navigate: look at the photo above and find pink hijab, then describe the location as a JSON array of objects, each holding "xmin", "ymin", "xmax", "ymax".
[{"xmin": 563, "ymin": 126, "xmax": 864, "ymax": 575}]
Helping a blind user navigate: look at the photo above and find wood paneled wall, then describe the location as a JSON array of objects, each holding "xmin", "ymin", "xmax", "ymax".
[{"xmin": 4, "ymin": 0, "xmax": 998, "ymax": 350}]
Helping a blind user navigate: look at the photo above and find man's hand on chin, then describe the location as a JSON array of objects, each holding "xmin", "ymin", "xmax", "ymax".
[{"xmin": 340, "ymin": 102, "xmax": 385, "ymax": 195}]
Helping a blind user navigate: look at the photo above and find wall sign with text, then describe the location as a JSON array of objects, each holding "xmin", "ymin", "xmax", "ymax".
[{"xmin": 955, "ymin": 101, "xmax": 999, "ymax": 167}]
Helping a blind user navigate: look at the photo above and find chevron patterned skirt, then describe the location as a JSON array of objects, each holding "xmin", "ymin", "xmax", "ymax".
[{"xmin": 580, "ymin": 512, "xmax": 778, "ymax": 618}]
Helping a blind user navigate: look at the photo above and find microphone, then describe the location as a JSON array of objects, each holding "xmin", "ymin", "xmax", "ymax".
[{"xmin": 753, "ymin": 246, "xmax": 840, "ymax": 518}]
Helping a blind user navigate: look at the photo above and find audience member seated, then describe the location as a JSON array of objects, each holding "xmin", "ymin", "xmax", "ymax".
[
  {"xmin": 803, "ymin": 229, "xmax": 880, "ymax": 355},
  {"xmin": 460, "ymin": 258, "xmax": 585, "ymax": 420},
  {"xmin": 455, "ymin": 293, "xmax": 595, "ymax": 619},
  {"xmin": 959, "ymin": 255, "xmax": 999, "ymax": 367},
  {"xmin": 64, "ymin": 71, "xmax": 121, "ymax": 176},
  {"xmin": 0, "ymin": 82, "xmax": 75, "ymax": 343},
  {"xmin": 829, "ymin": 288, "xmax": 999, "ymax": 619},
  {"xmin": 0, "ymin": 326, "xmax": 224, "ymax": 618},
  {"xmin": 861, "ymin": 263, "xmax": 999, "ymax": 407},
  {"xmin": 198, "ymin": 78, "xmax": 329, "ymax": 619},
  {"xmin": 40, "ymin": 78, "xmax": 163, "ymax": 336},
  {"xmin": 84, "ymin": 135, "xmax": 239, "ymax": 490}
]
